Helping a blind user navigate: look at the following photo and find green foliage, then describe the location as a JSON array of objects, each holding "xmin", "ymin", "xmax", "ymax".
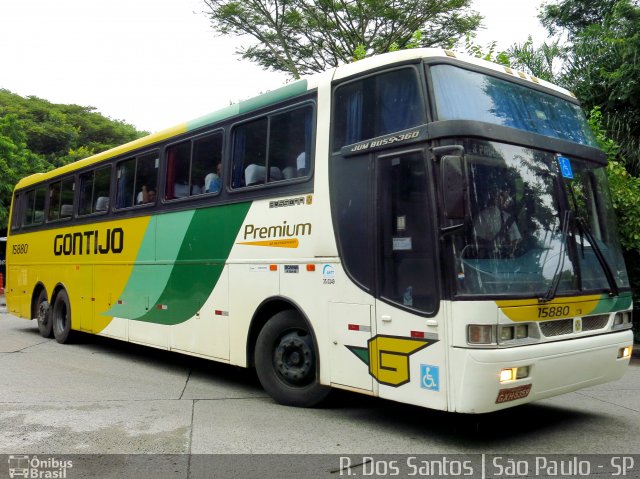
[
  {"xmin": 589, "ymin": 107, "xmax": 640, "ymax": 316},
  {"xmin": 539, "ymin": 0, "xmax": 619, "ymax": 38},
  {"xmin": 0, "ymin": 90, "xmax": 147, "ymax": 231},
  {"xmin": 506, "ymin": 36, "xmax": 562, "ymax": 83},
  {"xmin": 203, "ymin": 0, "xmax": 482, "ymax": 78},
  {"xmin": 537, "ymin": 0, "xmax": 640, "ymax": 322},
  {"xmin": 0, "ymin": 114, "xmax": 50, "ymax": 228},
  {"xmin": 462, "ymin": 33, "xmax": 510, "ymax": 66},
  {"xmin": 0, "ymin": 90, "xmax": 145, "ymax": 167},
  {"xmin": 540, "ymin": 0, "xmax": 640, "ymax": 177}
]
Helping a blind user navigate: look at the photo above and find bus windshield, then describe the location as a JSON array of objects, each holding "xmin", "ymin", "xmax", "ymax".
[
  {"xmin": 431, "ymin": 64, "xmax": 599, "ymax": 148},
  {"xmin": 451, "ymin": 139, "xmax": 630, "ymax": 297}
]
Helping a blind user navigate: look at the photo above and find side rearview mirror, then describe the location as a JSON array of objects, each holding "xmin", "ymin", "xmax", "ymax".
[{"xmin": 441, "ymin": 155, "xmax": 466, "ymax": 220}]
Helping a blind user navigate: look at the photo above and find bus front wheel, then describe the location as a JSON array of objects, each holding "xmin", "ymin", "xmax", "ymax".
[
  {"xmin": 255, "ymin": 310, "xmax": 330, "ymax": 407},
  {"xmin": 34, "ymin": 289, "xmax": 52, "ymax": 338},
  {"xmin": 52, "ymin": 289, "xmax": 75, "ymax": 344}
]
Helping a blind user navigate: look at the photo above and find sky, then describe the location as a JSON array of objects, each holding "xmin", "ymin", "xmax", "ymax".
[{"xmin": 0, "ymin": 0, "xmax": 550, "ymax": 133}]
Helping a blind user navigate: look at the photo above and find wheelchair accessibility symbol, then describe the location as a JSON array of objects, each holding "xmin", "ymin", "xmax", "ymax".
[{"xmin": 420, "ymin": 364, "xmax": 439, "ymax": 391}]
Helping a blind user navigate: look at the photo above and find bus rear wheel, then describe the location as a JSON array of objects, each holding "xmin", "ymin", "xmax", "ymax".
[
  {"xmin": 52, "ymin": 289, "xmax": 75, "ymax": 344},
  {"xmin": 255, "ymin": 310, "xmax": 330, "ymax": 407},
  {"xmin": 34, "ymin": 289, "xmax": 52, "ymax": 338}
]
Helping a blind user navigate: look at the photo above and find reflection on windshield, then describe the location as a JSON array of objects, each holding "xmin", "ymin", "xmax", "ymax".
[
  {"xmin": 452, "ymin": 140, "xmax": 630, "ymax": 297},
  {"xmin": 431, "ymin": 65, "xmax": 599, "ymax": 148}
]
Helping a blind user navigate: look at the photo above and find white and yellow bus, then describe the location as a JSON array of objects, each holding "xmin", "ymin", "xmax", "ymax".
[{"xmin": 6, "ymin": 49, "xmax": 634, "ymax": 413}]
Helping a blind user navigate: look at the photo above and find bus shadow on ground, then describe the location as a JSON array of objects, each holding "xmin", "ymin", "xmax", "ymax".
[{"xmin": 27, "ymin": 327, "xmax": 594, "ymax": 446}]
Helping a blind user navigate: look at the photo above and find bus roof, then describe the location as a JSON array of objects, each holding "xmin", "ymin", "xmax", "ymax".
[{"xmin": 15, "ymin": 48, "xmax": 575, "ymax": 190}]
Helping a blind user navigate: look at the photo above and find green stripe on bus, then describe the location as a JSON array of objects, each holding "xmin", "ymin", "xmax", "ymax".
[
  {"xmin": 127, "ymin": 201, "xmax": 251, "ymax": 325},
  {"xmin": 186, "ymin": 80, "xmax": 308, "ymax": 132},
  {"xmin": 104, "ymin": 211, "xmax": 195, "ymax": 319},
  {"xmin": 591, "ymin": 292, "xmax": 633, "ymax": 315},
  {"xmin": 237, "ymin": 80, "xmax": 308, "ymax": 114}
]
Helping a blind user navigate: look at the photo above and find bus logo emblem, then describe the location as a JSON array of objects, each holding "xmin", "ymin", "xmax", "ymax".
[
  {"xmin": 346, "ymin": 335, "xmax": 437, "ymax": 387},
  {"xmin": 322, "ymin": 265, "xmax": 335, "ymax": 277},
  {"xmin": 574, "ymin": 318, "xmax": 582, "ymax": 333}
]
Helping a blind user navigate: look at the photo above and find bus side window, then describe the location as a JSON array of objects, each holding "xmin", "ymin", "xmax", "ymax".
[
  {"xmin": 10, "ymin": 192, "xmax": 22, "ymax": 231},
  {"xmin": 60, "ymin": 178, "xmax": 75, "ymax": 218},
  {"xmin": 232, "ymin": 118, "xmax": 268, "ymax": 188},
  {"xmin": 192, "ymin": 132, "xmax": 223, "ymax": 195},
  {"xmin": 134, "ymin": 153, "xmax": 158, "ymax": 205},
  {"xmin": 79, "ymin": 166, "xmax": 111, "ymax": 215},
  {"xmin": 165, "ymin": 141, "xmax": 191, "ymax": 200},
  {"xmin": 48, "ymin": 181, "xmax": 62, "ymax": 222},
  {"xmin": 47, "ymin": 178, "xmax": 74, "ymax": 222},
  {"xmin": 22, "ymin": 187, "xmax": 46, "ymax": 226},
  {"xmin": 116, "ymin": 153, "xmax": 157, "ymax": 208},
  {"xmin": 269, "ymin": 105, "xmax": 313, "ymax": 182},
  {"xmin": 116, "ymin": 158, "xmax": 136, "ymax": 208},
  {"xmin": 231, "ymin": 104, "xmax": 313, "ymax": 189}
]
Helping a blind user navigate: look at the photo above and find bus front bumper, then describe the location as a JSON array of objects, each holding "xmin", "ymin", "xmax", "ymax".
[{"xmin": 451, "ymin": 330, "xmax": 633, "ymax": 414}]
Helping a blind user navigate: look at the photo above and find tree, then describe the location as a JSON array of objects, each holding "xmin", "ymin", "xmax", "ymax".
[
  {"xmin": 539, "ymin": 0, "xmax": 640, "ymax": 176},
  {"xmin": 506, "ymin": 36, "xmax": 562, "ymax": 83},
  {"xmin": 203, "ymin": 0, "xmax": 482, "ymax": 78},
  {"xmin": 0, "ymin": 115, "xmax": 50, "ymax": 228},
  {"xmin": 0, "ymin": 90, "xmax": 147, "ymax": 231},
  {"xmin": 0, "ymin": 89, "xmax": 145, "ymax": 167},
  {"xmin": 539, "ymin": 0, "xmax": 620, "ymax": 38}
]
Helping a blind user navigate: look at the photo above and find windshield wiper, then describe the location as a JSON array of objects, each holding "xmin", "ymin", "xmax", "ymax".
[
  {"xmin": 576, "ymin": 216, "xmax": 619, "ymax": 297},
  {"xmin": 539, "ymin": 210, "xmax": 571, "ymax": 303},
  {"xmin": 566, "ymin": 182, "xmax": 619, "ymax": 297}
]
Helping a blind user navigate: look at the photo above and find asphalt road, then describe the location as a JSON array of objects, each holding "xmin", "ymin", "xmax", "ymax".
[{"xmin": 1, "ymin": 299, "xmax": 639, "ymax": 477}]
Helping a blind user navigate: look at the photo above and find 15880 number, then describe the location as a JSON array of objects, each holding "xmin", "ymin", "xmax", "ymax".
[
  {"xmin": 12, "ymin": 243, "xmax": 29, "ymax": 255},
  {"xmin": 538, "ymin": 305, "xmax": 570, "ymax": 318}
]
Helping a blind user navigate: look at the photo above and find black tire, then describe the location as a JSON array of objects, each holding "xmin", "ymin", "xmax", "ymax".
[
  {"xmin": 255, "ymin": 310, "xmax": 330, "ymax": 407},
  {"xmin": 34, "ymin": 289, "xmax": 52, "ymax": 338},
  {"xmin": 52, "ymin": 289, "xmax": 75, "ymax": 344}
]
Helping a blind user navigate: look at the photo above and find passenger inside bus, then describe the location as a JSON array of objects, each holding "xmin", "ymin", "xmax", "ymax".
[
  {"xmin": 136, "ymin": 186, "xmax": 156, "ymax": 204},
  {"xmin": 204, "ymin": 163, "xmax": 223, "ymax": 193},
  {"xmin": 473, "ymin": 185, "xmax": 522, "ymax": 250}
]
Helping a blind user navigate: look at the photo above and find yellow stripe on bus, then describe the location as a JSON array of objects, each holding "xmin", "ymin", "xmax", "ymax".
[
  {"xmin": 237, "ymin": 239, "xmax": 299, "ymax": 248},
  {"xmin": 496, "ymin": 295, "xmax": 602, "ymax": 322},
  {"xmin": 16, "ymin": 124, "xmax": 188, "ymax": 189},
  {"xmin": 14, "ymin": 216, "xmax": 151, "ymax": 332}
]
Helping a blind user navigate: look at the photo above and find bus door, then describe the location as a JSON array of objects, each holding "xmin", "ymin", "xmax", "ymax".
[{"xmin": 373, "ymin": 148, "xmax": 447, "ymax": 409}]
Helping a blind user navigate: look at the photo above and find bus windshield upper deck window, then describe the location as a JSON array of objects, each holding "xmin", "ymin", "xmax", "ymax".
[
  {"xmin": 430, "ymin": 65, "xmax": 598, "ymax": 147},
  {"xmin": 332, "ymin": 67, "xmax": 425, "ymax": 150}
]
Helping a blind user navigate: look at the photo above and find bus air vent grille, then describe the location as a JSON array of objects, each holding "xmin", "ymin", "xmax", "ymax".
[
  {"xmin": 582, "ymin": 314, "xmax": 610, "ymax": 331},
  {"xmin": 539, "ymin": 314, "xmax": 609, "ymax": 337},
  {"xmin": 539, "ymin": 319, "xmax": 572, "ymax": 337}
]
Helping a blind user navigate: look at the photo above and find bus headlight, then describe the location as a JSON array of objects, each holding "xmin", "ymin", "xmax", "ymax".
[
  {"xmin": 467, "ymin": 325, "xmax": 494, "ymax": 344},
  {"xmin": 498, "ymin": 324, "xmax": 530, "ymax": 343},
  {"xmin": 612, "ymin": 312, "xmax": 633, "ymax": 330}
]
